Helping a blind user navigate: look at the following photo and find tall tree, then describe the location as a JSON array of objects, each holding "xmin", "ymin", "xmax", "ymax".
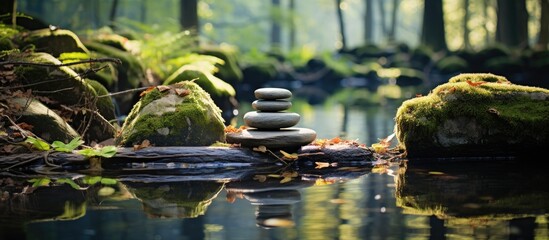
[
  {"xmin": 336, "ymin": 0, "xmax": 347, "ymax": 50},
  {"xmin": 271, "ymin": 0, "xmax": 282, "ymax": 51},
  {"xmin": 421, "ymin": 0, "xmax": 448, "ymax": 51},
  {"xmin": 0, "ymin": 0, "xmax": 16, "ymax": 27},
  {"xmin": 463, "ymin": 0, "xmax": 471, "ymax": 49},
  {"xmin": 388, "ymin": 0, "xmax": 400, "ymax": 42},
  {"xmin": 538, "ymin": 0, "xmax": 549, "ymax": 50},
  {"xmin": 364, "ymin": 0, "xmax": 374, "ymax": 43},
  {"xmin": 180, "ymin": 0, "xmax": 199, "ymax": 33},
  {"xmin": 495, "ymin": 0, "xmax": 529, "ymax": 48},
  {"xmin": 289, "ymin": 0, "xmax": 296, "ymax": 49}
]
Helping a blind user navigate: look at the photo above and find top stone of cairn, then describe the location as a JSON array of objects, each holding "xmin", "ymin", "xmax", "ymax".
[{"xmin": 255, "ymin": 88, "xmax": 292, "ymax": 100}]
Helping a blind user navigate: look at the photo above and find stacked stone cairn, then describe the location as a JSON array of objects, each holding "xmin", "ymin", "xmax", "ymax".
[{"xmin": 226, "ymin": 88, "xmax": 317, "ymax": 150}]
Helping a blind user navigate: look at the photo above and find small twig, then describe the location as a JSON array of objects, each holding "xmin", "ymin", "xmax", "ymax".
[
  {"xmin": 0, "ymin": 58, "xmax": 122, "ymax": 68},
  {"xmin": 4, "ymin": 115, "xmax": 29, "ymax": 139},
  {"xmin": 32, "ymin": 87, "xmax": 75, "ymax": 94},
  {"xmin": 97, "ymin": 86, "xmax": 152, "ymax": 98}
]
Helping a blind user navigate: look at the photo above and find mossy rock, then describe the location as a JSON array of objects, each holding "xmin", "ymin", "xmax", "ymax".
[
  {"xmin": 436, "ymin": 55, "xmax": 469, "ymax": 74},
  {"xmin": 9, "ymin": 52, "xmax": 115, "ymax": 142},
  {"xmin": 84, "ymin": 41, "xmax": 145, "ymax": 90},
  {"xmin": 11, "ymin": 52, "xmax": 94, "ymax": 106},
  {"xmin": 59, "ymin": 52, "xmax": 118, "ymax": 90},
  {"xmin": 163, "ymin": 64, "xmax": 236, "ymax": 98},
  {"xmin": 195, "ymin": 46, "xmax": 243, "ymax": 85},
  {"xmin": 126, "ymin": 181, "xmax": 224, "ymax": 218},
  {"xmin": 482, "ymin": 57, "xmax": 524, "ymax": 76},
  {"xmin": 11, "ymin": 97, "xmax": 80, "ymax": 142},
  {"xmin": 85, "ymin": 79, "xmax": 115, "ymax": 121},
  {"xmin": 0, "ymin": 37, "xmax": 15, "ymax": 51},
  {"xmin": 115, "ymin": 81, "xmax": 226, "ymax": 147},
  {"xmin": 241, "ymin": 62, "xmax": 278, "ymax": 86},
  {"xmin": 21, "ymin": 28, "xmax": 90, "ymax": 57},
  {"xmin": 395, "ymin": 73, "xmax": 549, "ymax": 158}
]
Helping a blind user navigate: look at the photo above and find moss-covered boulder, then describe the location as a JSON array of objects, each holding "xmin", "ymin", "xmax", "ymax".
[
  {"xmin": 115, "ymin": 81, "xmax": 226, "ymax": 147},
  {"xmin": 11, "ymin": 97, "xmax": 79, "ymax": 142},
  {"xmin": 435, "ymin": 55, "xmax": 469, "ymax": 75},
  {"xmin": 8, "ymin": 52, "xmax": 115, "ymax": 143},
  {"xmin": 163, "ymin": 63, "xmax": 236, "ymax": 98},
  {"xmin": 21, "ymin": 28, "xmax": 90, "ymax": 57},
  {"xmin": 126, "ymin": 181, "xmax": 224, "ymax": 218},
  {"xmin": 84, "ymin": 41, "xmax": 145, "ymax": 90},
  {"xmin": 395, "ymin": 73, "xmax": 549, "ymax": 158}
]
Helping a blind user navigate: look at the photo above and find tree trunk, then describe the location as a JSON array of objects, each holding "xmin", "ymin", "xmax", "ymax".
[
  {"xmin": 180, "ymin": 0, "xmax": 199, "ymax": 32},
  {"xmin": 109, "ymin": 0, "xmax": 118, "ymax": 29},
  {"xmin": 271, "ymin": 0, "xmax": 282, "ymax": 51},
  {"xmin": 364, "ymin": 0, "xmax": 374, "ymax": 43},
  {"xmin": 496, "ymin": 0, "xmax": 529, "ymax": 48},
  {"xmin": 336, "ymin": 0, "xmax": 347, "ymax": 50},
  {"xmin": 463, "ymin": 0, "xmax": 471, "ymax": 49},
  {"xmin": 537, "ymin": 0, "xmax": 549, "ymax": 50},
  {"xmin": 0, "ymin": 0, "xmax": 16, "ymax": 27},
  {"xmin": 482, "ymin": 0, "xmax": 491, "ymax": 45},
  {"xmin": 289, "ymin": 0, "xmax": 296, "ymax": 49},
  {"xmin": 378, "ymin": 0, "xmax": 388, "ymax": 37},
  {"xmin": 388, "ymin": 0, "xmax": 400, "ymax": 42},
  {"xmin": 420, "ymin": 0, "xmax": 448, "ymax": 52}
]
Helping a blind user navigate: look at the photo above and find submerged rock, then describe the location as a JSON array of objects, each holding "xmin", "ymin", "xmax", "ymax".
[
  {"xmin": 115, "ymin": 81, "xmax": 226, "ymax": 147},
  {"xmin": 395, "ymin": 73, "xmax": 549, "ymax": 158}
]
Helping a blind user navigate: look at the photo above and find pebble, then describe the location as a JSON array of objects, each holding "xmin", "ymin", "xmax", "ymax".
[
  {"xmin": 243, "ymin": 112, "xmax": 300, "ymax": 129},
  {"xmin": 252, "ymin": 100, "xmax": 292, "ymax": 112},
  {"xmin": 255, "ymin": 88, "xmax": 292, "ymax": 100}
]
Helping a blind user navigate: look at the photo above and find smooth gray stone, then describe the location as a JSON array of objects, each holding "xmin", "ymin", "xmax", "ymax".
[
  {"xmin": 255, "ymin": 88, "xmax": 292, "ymax": 100},
  {"xmin": 244, "ymin": 111, "xmax": 300, "ymax": 129},
  {"xmin": 252, "ymin": 100, "xmax": 292, "ymax": 112},
  {"xmin": 225, "ymin": 127, "xmax": 317, "ymax": 149}
]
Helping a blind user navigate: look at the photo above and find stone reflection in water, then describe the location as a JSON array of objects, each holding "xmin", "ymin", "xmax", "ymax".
[
  {"xmin": 395, "ymin": 160, "xmax": 549, "ymax": 238},
  {"xmin": 124, "ymin": 181, "xmax": 224, "ymax": 218},
  {"xmin": 226, "ymin": 178, "xmax": 314, "ymax": 228}
]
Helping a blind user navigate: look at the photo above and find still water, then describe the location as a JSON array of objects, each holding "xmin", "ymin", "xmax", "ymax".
[{"xmin": 1, "ymin": 101, "xmax": 548, "ymax": 240}]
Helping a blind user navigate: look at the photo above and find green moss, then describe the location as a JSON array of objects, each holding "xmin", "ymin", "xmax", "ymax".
[
  {"xmin": 436, "ymin": 55, "xmax": 469, "ymax": 74},
  {"xmin": 163, "ymin": 64, "xmax": 236, "ymax": 97},
  {"xmin": 22, "ymin": 29, "xmax": 90, "ymax": 57},
  {"xmin": 395, "ymin": 73, "xmax": 549, "ymax": 156},
  {"xmin": 84, "ymin": 41, "xmax": 145, "ymax": 89},
  {"xmin": 85, "ymin": 79, "xmax": 115, "ymax": 120},
  {"xmin": 448, "ymin": 73, "xmax": 509, "ymax": 83},
  {"xmin": 116, "ymin": 81, "xmax": 226, "ymax": 146}
]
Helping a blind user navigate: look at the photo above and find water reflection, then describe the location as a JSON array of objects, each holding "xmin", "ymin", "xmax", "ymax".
[
  {"xmin": 396, "ymin": 160, "xmax": 549, "ymax": 238},
  {"xmin": 1, "ymin": 104, "xmax": 548, "ymax": 239}
]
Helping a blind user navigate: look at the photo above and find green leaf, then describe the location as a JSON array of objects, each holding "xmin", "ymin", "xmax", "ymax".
[
  {"xmin": 98, "ymin": 146, "xmax": 117, "ymax": 158},
  {"xmin": 55, "ymin": 178, "xmax": 88, "ymax": 190},
  {"xmin": 25, "ymin": 136, "xmax": 50, "ymax": 151},
  {"xmin": 28, "ymin": 178, "xmax": 51, "ymax": 187},
  {"xmin": 82, "ymin": 176, "xmax": 102, "ymax": 185},
  {"xmin": 77, "ymin": 148, "xmax": 98, "ymax": 157},
  {"xmin": 52, "ymin": 137, "xmax": 84, "ymax": 153},
  {"xmin": 100, "ymin": 178, "xmax": 117, "ymax": 185},
  {"xmin": 77, "ymin": 146, "xmax": 117, "ymax": 158}
]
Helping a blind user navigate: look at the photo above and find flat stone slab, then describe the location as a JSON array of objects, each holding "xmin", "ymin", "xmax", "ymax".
[
  {"xmin": 255, "ymin": 88, "xmax": 292, "ymax": 100},
  {"xmin": 226, "ymin": 127, "xmax": 317, "ymax": 149},
  {"xmin": 244, "ymin": 111, "xmax": 300, "ymax": 129},
  {"xmin": 252, "ymin": 100, "xmax": 292, "ymax": 112}
]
